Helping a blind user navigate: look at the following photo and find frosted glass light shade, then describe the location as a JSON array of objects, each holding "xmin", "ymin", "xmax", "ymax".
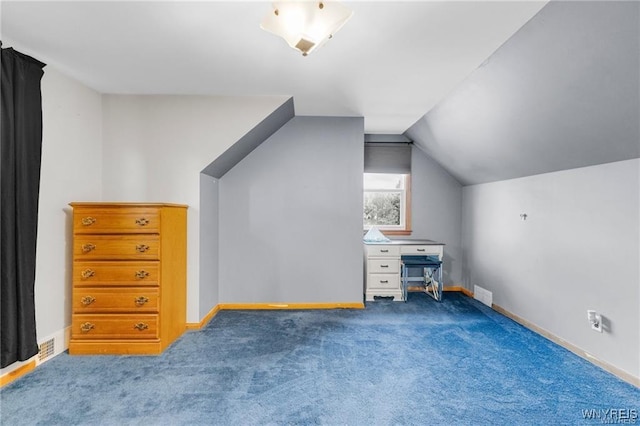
[{"xmin": 260, "ymin": 1, "xmax": 353, "ymax": 56}]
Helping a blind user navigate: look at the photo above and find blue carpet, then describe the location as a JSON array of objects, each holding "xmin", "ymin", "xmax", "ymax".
[{"xmin": 1, "ymin": 292, "xmax": 638, "ymax": 425}]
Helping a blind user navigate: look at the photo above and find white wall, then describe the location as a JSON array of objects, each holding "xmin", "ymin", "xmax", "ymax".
[
  {"xmin": 2, "ymin": 68, "xmax": 287, "ymax": 376},
  {"xmin": 462, "ymin": 159, "xmax": 640, "ymax": 378},
  {"xmin": 100, "ymin": 95, "xmax": 289, "ymax": 321},
  {"xmin": 410, "ymin": 146, "xmax": 463, "ymax": 285},
  {"xmin": 34, "ymin": 67, "xmax": 103, "ymax": 340},
  {"xmin": 219, "ymin": 116, "xmax": 364, "ymax": 303}
]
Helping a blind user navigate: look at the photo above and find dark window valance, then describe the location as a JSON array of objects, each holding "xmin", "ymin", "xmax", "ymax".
[{"xmin": 364, "ymin": 143, "xmax": 412, "ymax": 174}]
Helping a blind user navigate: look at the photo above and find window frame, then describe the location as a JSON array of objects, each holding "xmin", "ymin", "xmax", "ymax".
[{"xmin": 363, "ymin": 173, "xmax": 412, "ymax": 236}]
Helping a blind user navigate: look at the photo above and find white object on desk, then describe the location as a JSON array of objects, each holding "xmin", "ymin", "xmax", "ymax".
[{"xmin": 364, "ymin": 240, "xmax": 444, "ymax": 302}]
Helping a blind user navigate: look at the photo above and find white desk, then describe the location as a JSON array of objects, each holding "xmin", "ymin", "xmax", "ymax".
[{"xmin": 364, "ymin": 239, "xmax": 444, "ymax": 302}]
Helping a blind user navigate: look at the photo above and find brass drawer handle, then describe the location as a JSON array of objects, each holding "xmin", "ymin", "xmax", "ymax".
[
  {"xmin": 136, "ymin": 244, "xmax": 150, "ymax": 253},
  {"xmin": 81, "ymin": 269, "xmax": 95, "ymax": 279},
  {"xmin": 135, "ymin": 217, "xmax": 149, "ymax": 226},
  {"xmin": 380, "ymin": 249, "xmax": 389, "ymax": 253},
  {"xmin": 133, "ymin": 322, "xmax": 149, "ymax": 331},
  {"xmin": 81, "ymin": 217, "xmax": 96, "ymax": 226},
  {"xmin": 82, "ymin": 243, "xmax": 96, "ymax": 253},
  {"xmin": 135, "ymin": 270, "xmax": 150, "ymax": 279},
  {"xmin": 380, "ymin": 280, "xmax": 389, "ymax": 284},
  {"xmin": 417, "ymin": 248, "xmax": 426, "ymax": 252},
  {"xmin": 135, "ymin": 296, "xmax": 149, "ymax": 306},
  {"xmin": 380, "ymin": 265, "xmax": 389, "ymax": 268},
  {"xmin": 81, "ymin": 296, "xmax": 96, "ymax": 306},
  {"xmin": 80, "ymin": 322, "xmax": 95, "ymax": 333}
]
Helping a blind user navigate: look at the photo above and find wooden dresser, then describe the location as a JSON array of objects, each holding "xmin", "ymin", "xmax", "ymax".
[{"xmin": 69, "ymin": 202, "xmax": 187, "ymax": 355}]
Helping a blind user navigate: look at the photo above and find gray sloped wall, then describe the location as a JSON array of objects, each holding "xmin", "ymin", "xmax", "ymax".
[{"xmin": 405, "ymin": 1, "xmax": 639, "ymax": 186}]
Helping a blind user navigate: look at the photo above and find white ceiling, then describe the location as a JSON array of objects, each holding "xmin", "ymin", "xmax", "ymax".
[{"xmin": 1, "ymin": 1, "xmax": 547, "ymax": 133}]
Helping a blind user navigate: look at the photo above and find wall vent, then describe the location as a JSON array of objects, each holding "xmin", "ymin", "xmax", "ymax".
[
  {"xmin": 38, "ymin": 338, "xmax": 55, "ymax": 363},
  {"xmin": 473, "ymin": 285, "xmax": 493, "ymax": 307}
]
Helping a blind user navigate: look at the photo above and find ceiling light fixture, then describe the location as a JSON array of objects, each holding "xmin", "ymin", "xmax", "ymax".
[{"xmin": 260, "ymin": 1, "xmax": 353, "ymax": 57}]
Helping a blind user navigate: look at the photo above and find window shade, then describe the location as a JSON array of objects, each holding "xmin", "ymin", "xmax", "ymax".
[{"xmin": 364, "ymin": 143, "xmax": 412, "ymax": 174}]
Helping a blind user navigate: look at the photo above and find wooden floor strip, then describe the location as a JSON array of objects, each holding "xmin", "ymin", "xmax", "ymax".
[{"xmin": 1, "ymin": 360, "xmax": 36, "ymax": 388}]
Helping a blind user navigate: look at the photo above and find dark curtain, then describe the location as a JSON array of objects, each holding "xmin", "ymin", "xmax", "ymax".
[{"xmin": 0, "ymin": 45, "xmax": 46, "ymax": 368}]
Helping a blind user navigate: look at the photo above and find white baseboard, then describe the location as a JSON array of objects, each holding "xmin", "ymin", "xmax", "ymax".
[{"xmin": 492, "ymin": 304, "xmax": 639, "ymax": 388}]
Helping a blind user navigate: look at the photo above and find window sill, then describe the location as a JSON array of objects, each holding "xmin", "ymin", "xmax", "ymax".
[{"xmin": 380, "ymin": 229, "xmax": 412, "ymax": 236}]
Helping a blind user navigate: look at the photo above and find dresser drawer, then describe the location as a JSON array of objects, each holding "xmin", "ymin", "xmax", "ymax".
[
  {"xmin": 72, "ymin": 314, "xmax": 159, "ymax": 339},
  {"xmin": 73, "ymin": 207, "xmax": 159, "ymax": 234},
  {"xmin": 400, "ymin": 245, "xmax": 443, "ymax": 257},
  {"xmin": 368, "ymin": 259, "xmax": 400, "ymax": 274},
  {"xmin": 74, "ymin": 235, "xmax": 160, "ymax": 260},
  {"xmin": 367, "ymin": 274, "xmax": 400, "ymax": 290},
  {"xmin": 366, "ymin": 245, "xmax": 400, "ymax": 257},
  {"xmin": 73, "ymin": 262, "xmax": 159, "ymax": 286},
  {"xmin": 73, "ymin": 287, "xmax": 159, "ymax": 313}
]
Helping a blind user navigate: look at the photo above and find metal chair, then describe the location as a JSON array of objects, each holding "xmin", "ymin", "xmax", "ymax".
[{"xmin": 401, "ymin": 255, "xmax": 443, "ymax": 302}]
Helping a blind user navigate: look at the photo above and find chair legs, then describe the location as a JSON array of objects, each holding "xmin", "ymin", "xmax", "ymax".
[
  {"xmin": 402, "ymin": 263, "xmax": 443, "ymax": 302},
  {"xmin": 424, "ymin": 265, "xmax": 442, "ymax": 301},
  {"xmin": 402, "ymin": 263, "xmax": 408, "ymax": 302}
]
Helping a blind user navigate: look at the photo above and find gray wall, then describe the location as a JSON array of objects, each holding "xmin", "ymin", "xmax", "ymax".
[
  {"xmin": 408, "ymin": 146, "xmax": 463, "ymax": 285},
  {"xmin": 461, "ymin": 159, "xmax": 639, "ymax": 378},
  {"xmin": 219, "ymin": 116, "xmax": 364, "ymax": 303},
  {"xmin": 405, "ymin": 1, "xmax": 639, "ymax": 185},
  {"xmin": 199, "ymin": 174, "xmax": 219, "ymax": 317}
]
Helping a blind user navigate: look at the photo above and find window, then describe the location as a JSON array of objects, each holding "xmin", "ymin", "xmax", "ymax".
[{"xmin": 363, "ymin": 173, "xmax": 411, "ymax": 235}]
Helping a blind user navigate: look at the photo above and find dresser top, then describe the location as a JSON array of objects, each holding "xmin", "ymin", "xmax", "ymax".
[
  {"xmin": 69, "ymin": 202, "xmax": 188, "ymax": 208},
  {"xmin": 364, "ymin": 239, "xmax": 444, "ymax": 246}
]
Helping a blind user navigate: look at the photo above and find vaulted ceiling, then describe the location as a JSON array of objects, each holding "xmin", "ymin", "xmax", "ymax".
[
  {"xmin": 405, "ymin": 1, "xmax": 639, "ymax": 185},
  {"xmin": 2, "ymin": 1, "xmax": 637, "ymax": 186},
  {"xmin": 1, "ymin": 1, "xmax": 546, "ymax": 134}
]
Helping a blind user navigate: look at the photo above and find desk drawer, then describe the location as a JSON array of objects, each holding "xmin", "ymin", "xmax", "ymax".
[
  {"xmin": 368, "ymin": 259, "xmax": 399, "ymax": 274},
  {"xmin": 367, "ymin": 274, "xmax": 400, "ymax": 290},
  {"xmin": 400, "ymin": 245, "xmax": 443, "ymax": 257},
  {"xmin": 366, "ymin": 245, "xmax": 400, "ymax": 257}
]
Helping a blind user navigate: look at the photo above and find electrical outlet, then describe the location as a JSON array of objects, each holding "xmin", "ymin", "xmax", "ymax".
[{"xmin": 587, "ymin": 310, "xmax": 603, "ymax": 333}]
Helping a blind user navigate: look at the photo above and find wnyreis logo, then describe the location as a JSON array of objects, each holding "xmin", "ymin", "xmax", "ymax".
[{"xmin": 582, "ymin": 408, "xmax": 638, "ymax": 424}]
